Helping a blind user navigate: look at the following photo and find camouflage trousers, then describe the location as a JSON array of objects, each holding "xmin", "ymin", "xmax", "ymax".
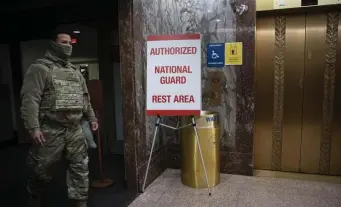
[{"xmin": 26, "ymin": 121, "xmax": 89, "ymax": 201}]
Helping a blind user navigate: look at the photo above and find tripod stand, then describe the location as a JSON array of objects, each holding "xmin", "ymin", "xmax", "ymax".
[{"xmin": 142, "ymin": 115, "xmax": 212, "ymax": 196}]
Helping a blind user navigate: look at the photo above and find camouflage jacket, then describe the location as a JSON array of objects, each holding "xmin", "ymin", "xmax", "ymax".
[{"xmin": 20, "ymin": 56, "xmax": 97, "ymax": 131}]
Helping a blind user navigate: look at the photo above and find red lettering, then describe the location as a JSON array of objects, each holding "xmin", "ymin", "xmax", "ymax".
[
  {"xmin": 173, "ymin": 95, "xmax": 195, "ymax": 103},
  {"xmin": 176, "ymin": 47, "xmax": 180, "ymax": 54},
  {"xmin": 160, "ymin": 76, "xmax": 186, "ymax": 84},
  {"xmin": 152, "ymin": 95, "xmax": 171, "ymax": 103},
  {"xmin": 154, "ymin": 65, "xmax": 192, "ymax": 74},
  {"xmin": 189, "ymin": 47, "xmax": 197, "ymax": 54},
  {"xmin": 149, "ymin": 47, "xmax": 197, "ymax": 55},
  {"xmin": 150, "ymin": 48, "xmax": 155, "ymax": 55}
]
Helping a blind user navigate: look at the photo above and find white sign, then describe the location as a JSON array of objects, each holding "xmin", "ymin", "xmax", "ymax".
[{"xmin": 146, "ymin": 34, "xmax": 202, "ymax": 116}]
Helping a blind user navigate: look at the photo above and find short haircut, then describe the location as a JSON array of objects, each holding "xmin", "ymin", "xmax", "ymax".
[{"xmin": 50, "ymin": 25, "xmax": 74, "ymax": 41}]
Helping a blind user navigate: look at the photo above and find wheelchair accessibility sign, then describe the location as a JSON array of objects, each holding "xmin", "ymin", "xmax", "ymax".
[{"xmin": 206, "ymin": 43, "xmax": 225, "ymax": 67}]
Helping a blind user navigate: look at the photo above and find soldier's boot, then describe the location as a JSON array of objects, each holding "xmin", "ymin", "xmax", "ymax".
[{"xmin": 70, "ymin": 200, "xmax": 87, "ymax": 207}]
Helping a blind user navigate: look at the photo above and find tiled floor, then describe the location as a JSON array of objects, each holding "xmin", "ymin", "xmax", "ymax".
[{"xmin": 129, "ymin": 169, "xmax": 341, "ymax": 207}]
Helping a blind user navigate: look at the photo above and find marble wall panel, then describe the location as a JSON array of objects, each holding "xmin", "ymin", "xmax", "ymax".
[{"xmin": 119, "ymin": 0, "xmax": 255, "ymax": 191}]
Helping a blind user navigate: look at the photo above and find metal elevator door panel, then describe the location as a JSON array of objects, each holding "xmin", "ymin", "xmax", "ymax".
[
  {"xmin": 254, "ymin": 16, "xmax": 276, "ymax": 170},
  {"xmin": 300, "ymin": 14, "xmax": 327, "ymax": 174},
  {"xmin": 254, "ymin": 15, "xmax": 306, "ymax": 172},
  {"xmin": 300, "ymin": 12, "xmax": 341, "ymax": 175},
  {"xmin": 281, "ymin": 15, "xmax": 306, "ymax": 172},
  {"xmin": 255, "ymin": 12, "xmax": 341, "ymax": 175}
]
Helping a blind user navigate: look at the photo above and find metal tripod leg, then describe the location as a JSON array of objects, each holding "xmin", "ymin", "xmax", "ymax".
[
  {"xmin": 192, "ymin": 117, "xmax": 212, "ymax": 195},
  {"xmin": 142, "ymin": 116, "xmax": 161, "ymax": 192}
]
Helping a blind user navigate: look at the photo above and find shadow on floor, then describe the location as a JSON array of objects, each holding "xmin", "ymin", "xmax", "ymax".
[{"xmin": 0, "ymin": 143, "xmax": 137, "ymax": 207}]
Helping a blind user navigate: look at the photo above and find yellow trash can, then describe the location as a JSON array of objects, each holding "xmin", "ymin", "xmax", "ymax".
[{"xmin": 180, "ymin": 111, "xmax": 220, "ymax": 188}]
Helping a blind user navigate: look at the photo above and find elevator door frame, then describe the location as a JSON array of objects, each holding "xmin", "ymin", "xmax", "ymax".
[{"xmin": 254, "ymin": 12, "xmax": 341, "ymax": 176}]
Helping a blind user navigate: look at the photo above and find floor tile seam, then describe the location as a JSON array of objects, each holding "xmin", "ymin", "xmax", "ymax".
[
  {"xmin": 234, "ymin": 190, "xmax": 241, "ymax": 207},
  {"xmin": 249, "ymin": 178, "xmax": 341, "ymax": 187},
  {"xmin": 242, "ymin": 182, "xmax": 324, "ymax": 190},
  {"xmin": 243, "ymin": 183, "xmax": 341, "ymax": 194},
  {"xmin": 237, "ymin": 186, "xmax": 341, "ymax": 199},
  {"xmin": 155, "ymin": 178, "xmax": 178, "ymax": 203},
  {"xmin": 149, "ymin": 181, "xmax": 341, "ymax": 200},
  {"xmin": 147, "ymin": 177, "xmax": 178, "ymax": 191}
]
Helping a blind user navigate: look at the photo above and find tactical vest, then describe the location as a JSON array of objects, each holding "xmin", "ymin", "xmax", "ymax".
[{"xmin": 37, "ymin": 59, "xmax": 84, "ymax": 112}]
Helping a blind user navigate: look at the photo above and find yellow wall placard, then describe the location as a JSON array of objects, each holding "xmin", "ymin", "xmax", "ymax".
[
  {"xmin": 225, "ymin": 42, "xmax": 243, "ymax": 65},
  {"xmin": 257, "ymin": 0, "xmax": 273, "ymax": 11}
]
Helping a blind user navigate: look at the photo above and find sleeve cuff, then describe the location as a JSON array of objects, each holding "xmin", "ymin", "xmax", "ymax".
[
  {"xmin": 88, "ymin": 117, "xmax": 98, "ymax": 123},
  {"xmin": 29, "ymin": 127, "xmax": 40, "ymax": 133}
]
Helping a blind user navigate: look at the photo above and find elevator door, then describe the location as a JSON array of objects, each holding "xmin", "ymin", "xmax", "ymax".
[{"xmin": 254, "ymin": 12, "xmax": 341, "ymax": 175}]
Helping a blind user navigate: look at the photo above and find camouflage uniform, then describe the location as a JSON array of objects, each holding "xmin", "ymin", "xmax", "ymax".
[
  {"xmin": 21, "ymin": 41, "xmax": 97, "ymax": 206},
  {"xmin": 81, "ymin": 118, "xmax": 97, "ymax": 148}
]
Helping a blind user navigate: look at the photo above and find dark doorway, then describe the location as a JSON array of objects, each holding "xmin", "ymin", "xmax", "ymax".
[{"xmin": 0, "ymin": 2, "xmax": 136, "ymax": 207}]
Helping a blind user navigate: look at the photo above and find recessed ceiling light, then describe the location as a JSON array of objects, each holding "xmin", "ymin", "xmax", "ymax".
[{"xmin": 73, "ymin": 30, "xmax": 80, "ymax": 34}]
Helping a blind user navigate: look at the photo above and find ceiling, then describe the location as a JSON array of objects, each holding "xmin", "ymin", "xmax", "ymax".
[{"xmin": 0, "ymin": 1, "xmax": 118, "ymax": 42}]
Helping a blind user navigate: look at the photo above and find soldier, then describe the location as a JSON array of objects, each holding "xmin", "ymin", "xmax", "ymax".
[{"xmin": 20, "ymin": 27, "xmax": 98, "ymax": 207}]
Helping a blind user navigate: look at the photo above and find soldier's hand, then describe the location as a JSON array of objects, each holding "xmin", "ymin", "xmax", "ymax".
[
  {"xmin": 30, "ymin": 130, "xmax": 45, "ymax": 147},
  {"xmin": 91, "ymin": 121, "xmax": 99, "ymax": 131}
]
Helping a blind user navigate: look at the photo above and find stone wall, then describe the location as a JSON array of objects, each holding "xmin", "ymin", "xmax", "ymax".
[{"xmin": 119, "ymin": 0, "xmax": 255, "ymax": 191}]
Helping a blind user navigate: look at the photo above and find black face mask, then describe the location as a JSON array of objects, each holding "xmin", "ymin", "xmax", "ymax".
[{"xmin": 50, "ymin": 41, "xmax": 72, "ymax": 59}]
